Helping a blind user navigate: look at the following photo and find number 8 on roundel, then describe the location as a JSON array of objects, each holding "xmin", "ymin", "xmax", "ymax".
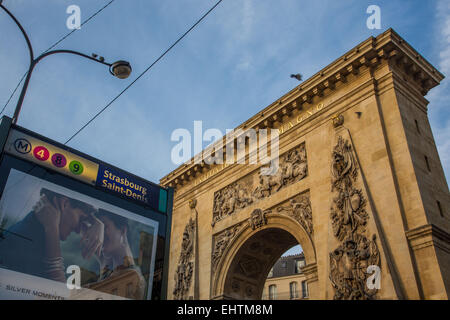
[{"xmin": 51, "ymin": 153, "xmax": 67, "ymax": 168}]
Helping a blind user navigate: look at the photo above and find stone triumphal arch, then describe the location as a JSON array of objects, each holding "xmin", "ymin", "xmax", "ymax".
[{"xmin": 160, "ymin": 29, "xmax": 450, "ymax": 300}]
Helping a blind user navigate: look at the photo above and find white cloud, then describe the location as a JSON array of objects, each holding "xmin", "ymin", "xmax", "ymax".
[
  {"xmin": 438, "ymin": 1, "xmax": 450, "ymax": 74},
  {"xmin": 434, "ymin": 120, "xmax": 450, "ymax": 166},
  {"xmin": 240, "ymin": 0, "xmax": 255, "ymax": 42},
  {"xmin": 430, "ymin": 0, "xmax": 450, "ymax": 182}
]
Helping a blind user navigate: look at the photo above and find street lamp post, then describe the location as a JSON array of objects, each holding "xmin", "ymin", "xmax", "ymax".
[{"xmin": 0, "ymin": 3, "xmax": 132, "ymax": 124}]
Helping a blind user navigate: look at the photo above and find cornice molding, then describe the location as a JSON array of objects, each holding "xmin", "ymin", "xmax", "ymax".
[
  {"xmin": 302, "ymin": 263, "xmax": 318, "ymax": 282},
  {"xmin": 406, "ymin": 224, "xmax": 450, "ymax": 254},
  {"xmin": 160, "ymin": 28, "xmax": 445, "ymax": 190}
]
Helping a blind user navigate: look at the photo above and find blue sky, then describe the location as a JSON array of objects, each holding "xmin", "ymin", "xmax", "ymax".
[{"xmin": 0, "ymin": 0, "xmax": 449, "ymax": 189}]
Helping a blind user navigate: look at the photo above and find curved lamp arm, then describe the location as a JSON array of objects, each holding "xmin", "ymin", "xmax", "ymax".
[
  {"xmin": 12, "ymin": 50, "xmax": 115, "ymax": 123},
  {"xmin": 1, "ymin": 4, "xmax": 130, "ymax": 124},
  {"xmin": 35, "ymin": 50, "xmax": 112, "ymax": 67},
  {"xmin": 0, "ymin": 3, "xmax": 33, "ymax": 64}
]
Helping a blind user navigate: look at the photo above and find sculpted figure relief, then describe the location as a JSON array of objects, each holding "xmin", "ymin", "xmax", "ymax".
[
  {"xmin": 329, "ymin": 136, "xmax": 380, "ymax": 300},
  {"xmin": 212, "ymin": 143, "xmax": 307, "ymax": 225},
  {"xmin": 211, "ymin": 223, "xmax": 244, "ymax": 273},
  {"xmin": 253, "ymin": 166, "xmax": 284, "ymax": 199},
  {"xmin": 212, "ymin": 183, "xmax": 253, "ymax": 226},
  {"xmin": 329, "ymin": 234, "xmax": 380, "ymax": 300},
  {"xmin": 249, "ymin": 209, "xmax": 268, "ymax": 230},
  {"xmin": 173, "ymin": 218, "xmax": 195, "ymax": 300},
  {"xmin": 282, "ymin": 146, "xmax": 308, "ymax": 185},
  {"xmin": 277, "ymin": 194, "xmax": 313, "ymax": 235}
]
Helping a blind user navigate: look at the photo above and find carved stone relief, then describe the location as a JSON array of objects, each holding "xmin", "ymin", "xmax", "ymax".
[
  {"xmin": 245, "ymin": 286, "xmax": 254, "ymax": 297},
  {"xmin": 329, "ymin": 136, "xmax": 381, "ymax": 300},
  {"xmin": 231, "ymin": 279, "xmax": 241, "ymax": 293},
  {"xmin": 211, "ymin": 222, "xmax": 246, "ymax": 274},
  {"xmin": 229, "ymin": 278, "xmax": 257, "ymax": 299},
  {"xmin": 173, "ymin": 218, "xmax": 195, "ymax": 300},
  {"xmin": 212, "ymin": 143, "xmax": 307, "ymax": 226},
  {"xmin": 276, "ymin": 193, "xmax": 313, "ymax": 235},
  {"xmin": 249, "ymin": 209, "xmax": 268, "ymax": 230},
  {"xmin": 253, "ymin": 145, "xmax": 307, "ymax": 200},
  {"xmin": 236, "ymin": 255, "xmax": 262, "ymax": 278}
]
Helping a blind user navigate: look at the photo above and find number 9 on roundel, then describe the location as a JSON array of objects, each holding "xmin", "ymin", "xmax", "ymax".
[{"xmin": 69, "ymin": 160, "xmax": 84, "ymax": 175}]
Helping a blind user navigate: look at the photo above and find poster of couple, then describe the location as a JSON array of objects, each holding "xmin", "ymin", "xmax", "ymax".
[{"xmin": 0, "ymin": 168, "xmax": 158, "ymax": 300}]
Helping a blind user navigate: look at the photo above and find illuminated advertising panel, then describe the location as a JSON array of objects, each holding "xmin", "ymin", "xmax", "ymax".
[
  {"xmin": 0, "ymin": 119, "xmax": 172, "ymax": 300},
  {"xmin": 0, "ymin": 169, "xmax": 158, "ymax": 300}
]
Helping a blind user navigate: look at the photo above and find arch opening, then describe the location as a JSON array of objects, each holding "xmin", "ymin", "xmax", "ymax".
[{"xmin": 221, "ymin": 227, "xmax": 304, "ymax": 300}]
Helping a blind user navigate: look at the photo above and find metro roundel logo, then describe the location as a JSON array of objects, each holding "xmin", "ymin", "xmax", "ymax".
[
  {"xmin": 33, "ymin": 146, "xmax": 50, "ymax": 161},
  {"xmin": 14, "ymin": 138, "xmax": 32, "ymax": 154}
]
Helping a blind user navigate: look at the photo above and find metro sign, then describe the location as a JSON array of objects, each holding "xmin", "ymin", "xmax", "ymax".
[{"xmin": 4, "ymin": 129, "xmax": 99, "ymax": 185}]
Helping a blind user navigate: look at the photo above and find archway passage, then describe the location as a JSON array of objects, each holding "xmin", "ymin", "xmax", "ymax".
[{"xmin": 222, "ymin": 228, "xmax": 301, "ymax": 300}]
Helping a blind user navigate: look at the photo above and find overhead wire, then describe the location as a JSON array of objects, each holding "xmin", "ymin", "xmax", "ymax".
[
  {"xmin": 0, "ymin": 0, "xmax": 225, "ymax": 211},
  {"xmin": 64, "ymin": 0, "xmax": 224, "ymax": 145},
  {"xmin": 0, "ymin": 0, "xmax": 116, "ymax": 117},
  {"xmin": 0, "ymin": 1, "xmax": 117, "ymax": 214}
]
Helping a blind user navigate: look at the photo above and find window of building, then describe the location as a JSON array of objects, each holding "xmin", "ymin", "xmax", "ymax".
[
  {"xmin": 415, "ymin": 119, "xmax": 421, "ymax": 134},
  {"xmin": 281, "ymin": 261, "xmax": 287, "ymax": 268},
  {"xmin": 425, "ymin": 156, "xmax": 431, "ymax": 172},
  {"xmin": 301, "ymin": 281, "xmax": 308, "ymax": 298},
  {"xmin": 290, "ymin": 282, "xmax": 298, "ymax": 299},
  {"xmin": 268, "ymin": 285, "xmax": 277, "ymax": 300},
  {"xmin": 126, "ymin": 282, "xmax": 133, "ymax": 298},
  {"xmin": 437, "ymin": 201, "xmax": 444, "ymax": 218},
  {"xmin": 294, "ymin": 259, "xmax": 305, "ymax": 273}
]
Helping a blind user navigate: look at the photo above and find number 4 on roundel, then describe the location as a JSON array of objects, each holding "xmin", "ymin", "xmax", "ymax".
[{"xmin": 33, "ymin": 146, "xmax": 50, "ymax": 161}]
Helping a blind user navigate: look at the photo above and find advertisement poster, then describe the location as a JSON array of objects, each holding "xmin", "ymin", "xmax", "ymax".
[{"xmin": 0, "ymin": 169, "xmax": 158, "ymax": 300}]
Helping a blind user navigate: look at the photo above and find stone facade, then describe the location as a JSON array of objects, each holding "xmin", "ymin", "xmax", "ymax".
[
  {"xmin": 262, "ymin": 253, "xmax": 309, "ymax": 300},
  {"xmin": 263, "ymin": 273, "xmax": 308, "ymax": 300},
  {"xmin": 160, "ymin": 29, "xmax": 450, "ymax": 300}
]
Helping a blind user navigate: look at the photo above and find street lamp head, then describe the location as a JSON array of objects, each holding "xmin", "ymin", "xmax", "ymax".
[{"xmin": 110, "ymin": 60, "xmax": 132, "ymax": 79}]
